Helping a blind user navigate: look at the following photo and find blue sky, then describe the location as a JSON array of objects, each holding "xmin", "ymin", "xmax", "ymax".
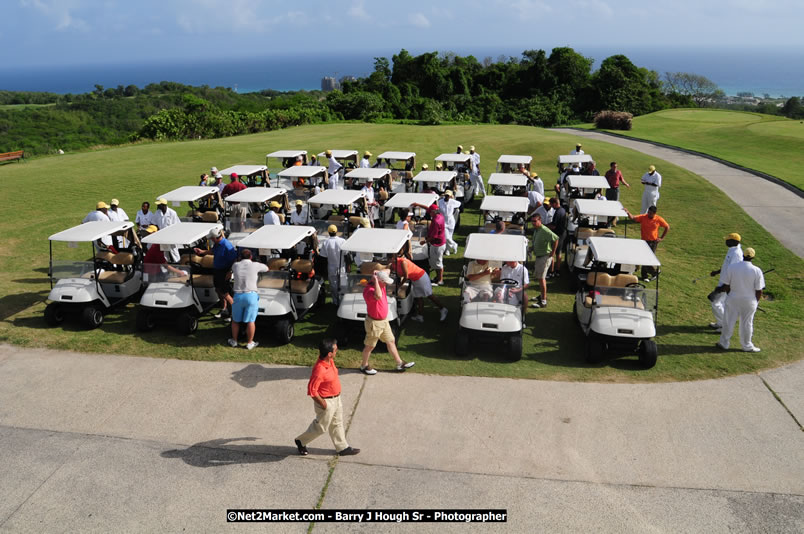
[{"xmin": 5, "ymin": 0, "xmax": 803, "ymax": 68}]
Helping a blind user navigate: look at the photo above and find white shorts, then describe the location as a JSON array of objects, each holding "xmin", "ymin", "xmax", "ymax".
[
  {"xmin": 411, "ymin": 274, "xmax": 433, "ymax": 298},
  {"xmin": 429, "ymin": 244, "xmax": 446, "ymax": 270}
]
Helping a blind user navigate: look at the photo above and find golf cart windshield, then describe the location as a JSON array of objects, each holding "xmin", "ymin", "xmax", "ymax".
[{"xmin": 142, "ymin": 263, "xmax": 192, "ymax": 285}]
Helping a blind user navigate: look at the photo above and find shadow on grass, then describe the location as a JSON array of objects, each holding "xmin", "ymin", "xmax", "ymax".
[
  {"xmin": 0, "ymin": 292, "xmax": 48, "ymax": 321},
  {"xmin": 161, "ymin": 437, "xmax": 300, "ymax": 467}
]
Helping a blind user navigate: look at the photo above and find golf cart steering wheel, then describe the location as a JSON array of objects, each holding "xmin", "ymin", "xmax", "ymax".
[
  {"xmin": 499, "ymin": 278, "xmax": 519, "ymax": 286},
  {"xmin": 626, "ymin": 282, "xmax": 646, "ymax": 289}
]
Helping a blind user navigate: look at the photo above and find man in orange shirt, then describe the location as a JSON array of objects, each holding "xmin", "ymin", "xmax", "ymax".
[
  {"xmin": 294, "ymin": 338, "xmax": 360, "ymax": 456},
  {"xmin": 624, "ymin": 206, "xmax": 669, "ymax": 281}
]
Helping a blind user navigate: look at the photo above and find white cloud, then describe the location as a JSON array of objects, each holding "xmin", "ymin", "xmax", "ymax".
[
  {"xmin": 348, "ymin": 1, "xmax": 370, "ymax": 21},
  {"xmin": 506, "ymin": 0, "xmax": 553, "ymax": 20},
  {"xmin": 572, "ymin": 0, "xmax": 613, "ymax": 18},
  {"xmin": 409, "ymin": 12, "xmax": 430, "ymax": 28},
  {"xmin": 20, "ymin": 0, "xmax": 89, "ymax": 31},
  {"xmin": 174, "ymin": 0, "xmax": 273, "ymax": 33}
]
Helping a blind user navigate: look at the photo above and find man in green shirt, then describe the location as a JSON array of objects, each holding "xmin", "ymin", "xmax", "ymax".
[{"xmin": 530, "ymin": 213, "xmax": 558, "ymax": 308}]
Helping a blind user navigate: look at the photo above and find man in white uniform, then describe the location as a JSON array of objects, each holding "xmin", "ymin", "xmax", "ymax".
[
  {"xmin": 152, "ymin": 198, "xmax": 181, "ymax": 261},
  {"xmin": 290, "ymin": 200, "xmax": 308, "ymax": 225},
  {"xmin": 469, "ymin": 146, "xmax": 484, "ymax": 197},
  {"xmin": 263, "ymin": 201, "xmax": 282, "ymax": 225},
  {"xmin": 641, "ymin": 165, "xmax": 662, "ymax": 213},
  {"xmin": 320, "ymin": 225, "xmax": 347, "ymax": 305},
  {"xmin": 527, "ymin": 171, "xmax": 544, "ymax": 196},
  {"xmin": 438, "ymin": 190, "xmax": 461, "ymax": 255},
  {"xmin": 716, "ymin": 247, "xmax": 764, "ymax": 352},
  {"xmin": 360, "ymin": 178, "xmax": 378, "ymax": 226},
  {"xmin": 107, "ymin": 199, "xmax": 129, "ymax": 221},
  {"xmin": 359, "ymin": 151, "xmax": 372, "ymax": 168},
  {"xmin": 135, "ymin": 201, "xmax": 154, "ymax": 230},
  {"xmin": 326, "ymin": 150, "xmax": 343, "ymax": 190},
  {"xmin": 570, "ymin": 143, "xmax": 584, "ymax": 155},
  {"xmin": 709, "ymin": 233, "xmax": 743, "ymax": 330},
  {"xmin": 83, "ymin": 202, "xmax": 110, "ymax": 223}
]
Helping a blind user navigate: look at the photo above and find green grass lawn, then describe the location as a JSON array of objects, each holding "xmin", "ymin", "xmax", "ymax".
[
  {"xmin": 580, "ymin": 109, "xmax": 804, "ymax": 192},
  {"xmin": 0, "ymin": 123, "xmax": 801, "ymax": 382}
]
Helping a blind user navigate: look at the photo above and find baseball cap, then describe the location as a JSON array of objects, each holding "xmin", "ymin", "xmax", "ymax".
[
  {"xmin": 364, "ymin": 150, "xmax": 372, "ymax": 157},
  {"xmin": 208, "ymin": 228, "xmax": 222, "ymax": 239},
  {"xmin": 295, "ymin": 200, "xmax": 303, "ymax": 206},
  {"xmin": 269, "ymin": 201, "xmax": 281, "ymax": 208},
  {"xmin": 110, "ymin": 199, "xmax": 120, "ymax": 206},
  {"xmin": 530, "ymin": 171, "xmax": 539, "ymax": 178},
  {"xmin": 421, "ymin": 163, "xmax": 429, "ymax": 170},
  {"xmin": 327, "ymin": 224, "xmax": 338, "ymax": 235},
  {"xmin": 576, "ymin": 143, "xmax": 582, "ymax": 147},
  {"xmin": 457, "ymin": 145, "xmax": 463, "ymax": 150},
  {"xmin": 725, "ymin": 233, "xmax": 741, "ymax": 242},
  {"xmin": 444, "ymin": 190, "xmax": 453, "ymax": 197},
  {"xmin": 155, "ymin": 198, "xmax": 167, "ymax": 206},
  {"xmin": 743, "ymin": 247, "xmax": 755, "ymax": 259},
  {"xmin": 325, "ymin": 149, "xmax": 332, "ymax": 157},
  {"xmin": 230, "ymin": 172, "xmax": 238, "ymax": 179},
  {"xmin": 375, "ymin": 270, "xmax": 393, "ymax": 284},
  {"xmin": 96, "ymin": 201, "xmax": 109, "ymax": 209},
  {"xmin": 143, "ymin": 225, "xmax": 158, "ymax": 234},
  {"xmin": 211, "ymin": 167, "xmax": 218, "ymax": 173},
  {"xmin": 469, "ymin": 145, "xmax": 475, "ymax": 151},
  {"xmin": 648, "ymin": 165, "xmax": 656, "ymax": 172}
]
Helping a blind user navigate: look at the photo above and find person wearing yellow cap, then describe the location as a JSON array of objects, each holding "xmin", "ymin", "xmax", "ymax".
[
  {"xmin": 290, "ymin": 200, "xmax": 307, "ymax": 226},
  {"xmin": 717, "ymin": 247, "xmax": 764, "ymax": 353},
  {"xmin": 526, "ymin": 170, "xmax": 544, "ymax": 197},
  {"xmin": 153, "ymin": 197, "xmax": 181, "ymax": 261},
  {"xmin": 421, "ymin": 163, "xmax": 429, "ymax": 171},
  {"xmin": 640, "ymin": 164, "xmax": 662, "ymax": 214},
  {"xmin": 708, "ymin": 233, "xmax": 743, "ymax": 330},
  {"xmin": 360, "ymin": 151, "xmax": 372, "ymax": 168},
  {"xmin": 326, "ymin": 150, "xmax": 343, "ymax": 190},
  {"xmin": 264, "ymin": 200, "xmax": 282, "ymax": 225},
  {"xmin": 107, "ymin": 199, "xmax": 129, "ymax": 222},
  {"xmin": 320, "ymin": 224, "xmax": 348, "ymax": 305},
  {"xmin": 83, "ymin": 201, "xmax": 110, "ymax": 223},
  {"xmin": 570, "ymin": 143, "xmax": 584, "ymax": 156},
  {"xmin": 468, "ymin": 145, "xmax": 484, "ymax": 197}
]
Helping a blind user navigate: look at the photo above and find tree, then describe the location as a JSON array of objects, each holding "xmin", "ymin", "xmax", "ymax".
[
  {"xmin": 781, "ymin": 96, "xmax": 804, "ymax": 119},
  {"xmin": 663, "ymin": 72, "xmax": 721, "ymax": 106},
  {"xmin": 591, "ymin": 55, "xmax": 665, "ymax": 116}
]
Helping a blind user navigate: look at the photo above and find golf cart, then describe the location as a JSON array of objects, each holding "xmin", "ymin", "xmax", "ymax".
[
  {"xmin": 218, "ymin": 165, "xmax": 270, "ymax": 187},
  {"xmin": 456, "ymin": 233, "xmax": 528, "ymax": 361},
  {"xmin": 575, "ymin": 237, "xmax": 660, "ymax": 368},
  {"xmin": 223, "ymin": 187, "xmax": 288, "ymax": 245},
  {"xmin": 344, "ymin": 168, "xmax": 393, "ymax": 223},
  {"xmin": 565, "ymin": 199, "xmax": 628, "ymax": 290},
  {"xmin": 496, "ymin": 155, "xmax": 532, "ymax": 174},
  {"xmin": 236, "ymin": 225, "xmax": 324, "ymax": 344},
  {"xmin": 335, "ymin": 228, "xmax": 415, "ymax": 346},
  {"xmin": 487, "ymin": 173, "xmax": 528, "ymax": 197},
  {"xmin": 380, "ymin": 192, "xmax": 438, "ymax": 266},
  {"xmin": 478, "ymin": 195, "xmax": 530, "ymax": 235},
  {"xmin": 434, "ymin": 153, "xmax": 473, "ymax": 203},
  {"xmin": 412, "ymin": 170, "xmax": 458, "ymax": 196},
  {"xmin": 375, "ymin": 151, "xmax": 416, "ymax": 193},
  {"xmin": 45, "ymin": 221, "xmax": 143, "ymax": 329},
  {"xmin": 137, "ymin": 222, "xmax": 223, "ymax": 334},
  {"xmin": 265, "ymin": 150, "xmax": 308, "ymax": 171},
  {"xmin": 159, "ymin": 186, "xmax": 223, "ymax": 223},
  {"xmin": 560, "ymin": 175, "xmax": 609, "ymax": 207},
  {"xmin": 319, "ymin": 150, "xmax": 359, "ymax": 184},
  {"xmin": 277, "ymin": 166, "xmax": 328, "ymax": 205}
]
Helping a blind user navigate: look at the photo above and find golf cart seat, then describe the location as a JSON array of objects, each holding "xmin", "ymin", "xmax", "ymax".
[
  {"xmin": 349, "ymin": 216, "xmax": 370, "ymax": 229},
  {"xmin": 611, "ymin": 274, "xmax": 639, "ymax": 287},
  {"xmin": 200, "ymin": 256, "xmax": 214, "ymax": 269},
  {"xmin": 587, "ymin": 272, "xmax": 612, "ymax": 287},
  {"xmin": 192, "ymin": 274, "xmax": 214, "ymax": 288},
  {"xmin": 483, "ymin": 223, "xmax": 497, "ymax": 232},
  {"xmin": 584, "ymin": 272, "xmax": 644, "ymax": 308},
  {"xmin": 359, "ymin": 262, "xmax": 387, "ymax": 275},
  {"xmin": 290, "ymin": 259, "xmax": 315, "ymax": 293},
  {"xmin": 328, "ymin": 215, "xmax": 345, "ymax": 224},
  {"xmin": 257, "ymin": 276, "xmax": 285, "ymax": 289},
  {"xmin": 576, "ymin": 228, "xmax": 594, "ymax": 241},
  {"xmin": 595, "ymin": 228, "xmax": 615, "ymax": 237},
  {"xmin": 98, "ymin": 271, "xmax": 128, "ymax": 284},
  {"xmin": 180, "ymin": 253, "xmax": 203, "ymax": 265},
  {"xmin": 95, "ymin": 251, "xmax": 115, "ymax": 263},
  {"xmin": 267, "ymin": 258, "xmax": 289, "ymax": 270},
  {"xmin": 111, "ymin": 252, "xmax": 135, "ymax": 266},
  {"xmin": 200, "ymin": 211, "xmax": 219, "ymax": 223}
]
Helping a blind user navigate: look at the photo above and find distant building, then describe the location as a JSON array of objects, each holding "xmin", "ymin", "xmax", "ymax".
[
  {"xmin": 321, "ymin": 77, "xmax": 339, "ymax": 92},
  {"xmin": 339, "ymin": 75, "xmax": 357, "ymax": 85}
]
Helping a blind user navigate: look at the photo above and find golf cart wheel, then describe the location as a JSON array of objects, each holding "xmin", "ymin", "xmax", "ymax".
[
  {"xmin": 176, "ymin": 311, "xmax": 198, "ymax": 335},
  {"xmin": 136, "ymin": 308, "xmax": 156, "ymax": 332},
  {"xmin": 508, "ymin": 333, "xmax": 523, "ymax": 362},
  {"xmin": 44, "ymin": 303, "xmax": 65, "ymax": 326},
  {"xmin": 455, "ymin": 327, "xmax": 470, "ymax": 356},
  {"xmin": 82, "ymin": 306, "xmax": 104, "ymax": 329},
  {"xmin": 274, "ymin": 319, "xmax": 294, "ymax": 345},
  {"xmin": 639, "ymin": 339, "xmax": 658, "ymax": 369},
  {"xmin": 585, "ymin": 334, "xmax": 604, "ymax": 364}
]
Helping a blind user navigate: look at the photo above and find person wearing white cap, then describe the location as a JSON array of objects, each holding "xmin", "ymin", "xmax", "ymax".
[
  {"xmin": 717, "ymin": 247, "xmax": 764, "ymax": 353},
  {"xmin": 438, "ymin": 190, "xmax": 461, "ymax": 255},
  {"xmin": 709, "ymin": 233, "xmax": 743, "ymax": 330},
  {"xmin": 360, "ymin": 270, "xmax": 414, "ymax": 375},
  {"xmin": 325, "ymin": 150, "xmax": 343, "ymax": 190},
  {"xmin": 360, "ymin": 151, "xmax": 372, "ymax": 168},
  {"xmin": 83, "ymin": 201, "xmax": 110, "ymax": 223},
  {"xmin": 469, "ymin": 145, "xmax": 484, "ymax": 197},
  {"xmin": 153, "ymin": 198, "xmax": 181, "ymax": 261},
  {"xmin": 360, "ymin": 178, "xmax": 378, "ymax": 226},
  {"xmin": 107, "ymin": 199, "xmax": 129, "ymax": 222},
  {"xmin": 641, "ymin": 165, "xmax": 662, "ymax": 214},
  {"xmin": 320, "ymin": 224, "xmax": 347, "ymax": 306}
]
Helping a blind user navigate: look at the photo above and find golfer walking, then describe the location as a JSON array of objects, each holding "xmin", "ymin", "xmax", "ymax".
[
  {"xmin": 359, "ymin": 270, "xmax": 414, "ymax": 375},
  {"xmin": 717, "ymin": 248, "xmax": 765, "ymax": 353}
]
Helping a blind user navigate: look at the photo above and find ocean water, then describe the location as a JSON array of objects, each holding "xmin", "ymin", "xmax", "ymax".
[{"xmin": 1, "ymin": 47, "xmax": 802, "ymax": 98}]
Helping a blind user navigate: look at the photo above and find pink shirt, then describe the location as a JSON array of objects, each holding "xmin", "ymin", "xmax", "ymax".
[{"xmin": 363, "ymin": 283, "xmax": 388, "ymax": 320}]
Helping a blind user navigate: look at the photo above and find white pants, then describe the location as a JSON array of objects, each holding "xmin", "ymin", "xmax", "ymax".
[
  {"xmin": 328, "ymin": 268, "xmax": 344, "ymax": 305},
  {"xmin": 470, "ymin": 172, "xmax": 485, "ymax": 195},
  {"xmin": 641, "ymin": 188, "xmax": 660, "ymax": 213},
  {"xmin": 711, "ymin": 289, "xmax": 726, "ymax": 326},
  {"xmin": 328, "ymin": 175, "xmax": 341, "ymax": 190},
  {"xmin": 718, "ymin": 297, "xmax": 758, "ymax": 350},
  {"xmin": 445, "ymin": 224, "xmax": 457, "ymax": 253}
]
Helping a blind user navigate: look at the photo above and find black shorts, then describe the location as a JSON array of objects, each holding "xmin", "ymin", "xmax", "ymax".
[{"xmin": 213, "ymin": 269, "xmax": 232, "ymax": 293}]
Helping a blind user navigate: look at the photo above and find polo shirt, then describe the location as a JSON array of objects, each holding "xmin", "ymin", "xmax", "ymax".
[
  {"xmin": 212, "ymin": 238, "xmax": 237, "ymax": 270},
  {"xmin": 307, "ymin": 358, "xmax": 341, "ymax": 398},
  {"xmin": 633, "ymin": 214, "xmax": 669, "ymax": 241},
  {"xmin": 605, "ymin": 169, "xmax": 624, "ymax": 189},
  {"xmin": 363, "ymin": 283, "xmax": 388, "ymax": 320},
  {"xmin": 724, "ymin": 261, "xmax": 765, "ymax": 299},
  {"xmin": 232, "ymin": 259, "xmax": 268, "ymax": 293},
  {"xmin": 531, "ymin": 226, "xmax": 558, "ymax": 257},
  {"xmin": 551, "ymin": 207, "xmax": 568, "ymax": 235},
  {"xmin": 427, "ymin": 213, "xmax": 446, "ymax": 246},
  {"xmin": 222, "ymin": 181, "xmax": 246, "ymax": 198}
]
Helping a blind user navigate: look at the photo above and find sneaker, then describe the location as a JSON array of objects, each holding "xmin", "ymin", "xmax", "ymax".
[
  {"xmin": 444, "ymin": 251, "xmax": 451, "ymax": 257},
  {"xmin": 227, "ymin": 338, "xmax": 238, "ymax": 348},
  {"xmin": 529, "ymin": 296, "xmax": 540, "ymax": 302},
  {"xmin": 708, "ymin": 322, "xmax": 722, "ymax": 329},
  {"xmin": 546, "ymin": 272, "xmax": 554, "ymax": 279},
  {"xmin": 530, "ymin": 302, "xmax": 541, "ymax": 308},
  {"xmin": 338, "ymin": 447, "xmax": 361, "ymax": 456},
  {"xmin": 643, "ymin": 277, "xmax": 653, "ymax": 283},
  {"xmin": 743, "ymin": 346, "xmax": 761, "ymax": 352},
  {"xmin": 360, "ymin": 365, "xmax": 377, "ymax": 375},
  {"xmin": 294, "ymin": 439, "xmax": 308, "ymax": 456},
  {"xmin": 411, "ymin": 314, "xmax": 424, "ymax": 323},
  {"xmin": 539, "ymin": 299, "xmax": 547, "ymax": 308},
  {"xmin": 215, "ymin": 309, "xmax": 231, "ymax": 319},
  {"xmin": 396, "ymin": 361, "xmax": 415, "ymax": 371},
  {"xmin": 439, "ymin": 307, "xmax": 449, "ymax": 322},
  {"xmin": 436, "ymin": 280, "xmax": 445, "ymax": 286},
  {"xmin": 246, "ymin": 341, "xmax": 259, "ymax": 350},
  {"xmin": 715, "ymin": 342, "xmax": 728, "ymax": 350}
]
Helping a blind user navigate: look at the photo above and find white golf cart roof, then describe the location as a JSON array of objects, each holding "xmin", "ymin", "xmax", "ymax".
[
  {"xmin": 435, "ymin": 153, "xmax": 471, "ymax": 163},
  {"xmin": 497, "ymin": 155, "xmax": 532, "ymax": 165},
  {"xmin": 219, "ymin": 165, "xmax": 267, "ymax": 176},
  {"xmin": 345, "ymin": 168, "xmax": 392, "ymax": 180},
  {"xmin": 573, "ymin": 199, "xmax": 627, "ymax": 218},
  {"xmin": 141, "ymin": 222, "xmax": 223, "ymax": 246},
  {"xmin": 50, "ymin": 221, "xmax": 134, "ymax": 242},
  {"xmin": 266, "ymin": 150, "xmax": 307, "ymax": 159},
  {"xmin": 341, "ymin": 228, "xmax": 413, "ymax": 254},
  {"xmin": 224, "ymin": 187, "xmax": 287, "ymax": 204},
  {"xmin": 464, "ymin": 233, "xmax": 528, "ymax": 262},
  {"xmin": 237, "ymin": 225, "xmax": 316, "ymax": 250},
  {"xmin": 382, "ymin": 192, "xmax": 438, "ymax": 209},
  {"xmin": 480, "ymin": 196, "xmax": 530, "ymax": 214},
  {"xmin": 159, "ymin": 186, "xmax": 220, "ymax": 202},
  {"xmin": 413, "ymin": 170, "xmax": 457, "ymax": 183},
  {"xmin": 588, "ymin": 236, "xmax": 661, "ymax": 267},
  {"xmin": 488, "ymin": 173, "xmax": 527, "ymax": 187},
  {"xmin": 318, "ymin": 150, "xmax": 358, "ymax": 159},
  {"xmin": 308, "ymin": 190, "xmax": 365, "ymax": 205},
  {"xmin": 567, "ymin": 175, "xmax": 609, "ymax": 189},
  {"xmin": 278, "ymin": 166, "xmax": 327, "ymax": 178},
  {"xmin": 376, "ymin": 151, "xmax": 415, "ymax": 160},
  {"xmin": 558, "ymin": 154, "xmax": 593, "ymax": 164}
]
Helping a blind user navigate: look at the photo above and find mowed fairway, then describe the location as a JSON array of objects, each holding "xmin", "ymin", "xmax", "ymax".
[
  {"xmin": 0, "ymin": 123, "xmax": 801, "ymax": 382},
  {"xmin": 586, "ymin": 109, "xmax": 804, "ymax": 191}
]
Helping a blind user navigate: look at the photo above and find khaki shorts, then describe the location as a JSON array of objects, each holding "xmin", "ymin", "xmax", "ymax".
[
  {"xmin": 364, "ymin": 317, "xmax": 395, "ymax": 348},
  {"xmin": 533, "ymin": 255, "xmax": 553, "ymax": 279}
]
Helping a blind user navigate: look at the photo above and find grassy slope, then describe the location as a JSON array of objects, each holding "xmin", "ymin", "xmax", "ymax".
[
  {"xmin": 0, "ymin": 123, "xmax": 801, "ymax": 382},
  {"xmin": 581, "ymin": 109, "xmax": 804, "ymax": 191}
]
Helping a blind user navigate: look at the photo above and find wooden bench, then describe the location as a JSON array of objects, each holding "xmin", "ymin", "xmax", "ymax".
[{"xmin": 0, "ymin": 150, "xmax": 24, "ymax": 163}]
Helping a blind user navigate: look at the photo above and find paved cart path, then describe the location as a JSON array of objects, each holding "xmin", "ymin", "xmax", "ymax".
[
  {"xmin": 550, "ymin": 128, "xmax": 804, "ymax": 258},
  {"xmin": 1, "ymin": 345, "xmax": 802, "ymax": 532}
]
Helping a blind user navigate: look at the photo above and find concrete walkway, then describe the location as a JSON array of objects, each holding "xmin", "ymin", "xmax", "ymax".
[
  {"xmin": 1, "ymin": 345, "xmax": 801, "ymax": 532},
  {"xmin": 550, "ymin": 128, "xmax": 804, "ymax": 258}
]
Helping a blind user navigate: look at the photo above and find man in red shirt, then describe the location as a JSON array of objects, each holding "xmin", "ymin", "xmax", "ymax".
[
  {"xmin": 221, "ymin": 172, "xmax": 247, "ymax": 199},
  {"xmin": 424, "ymin": 204, "xmax": 446, "ymax": 285},
  {"xmin": 359, "ymin": 270, "xmax": 415, "ymax": 375},
  {"xmin": 604, "ymin": 161, "xmax": 631, "ymax": 203},
  {"xmin": 624, "ymin": 206, "xmax": 669, "ymax": 281},
  {"xmin": 294, "ymin": 338, "xmax": 360, "ymax": 456}
]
